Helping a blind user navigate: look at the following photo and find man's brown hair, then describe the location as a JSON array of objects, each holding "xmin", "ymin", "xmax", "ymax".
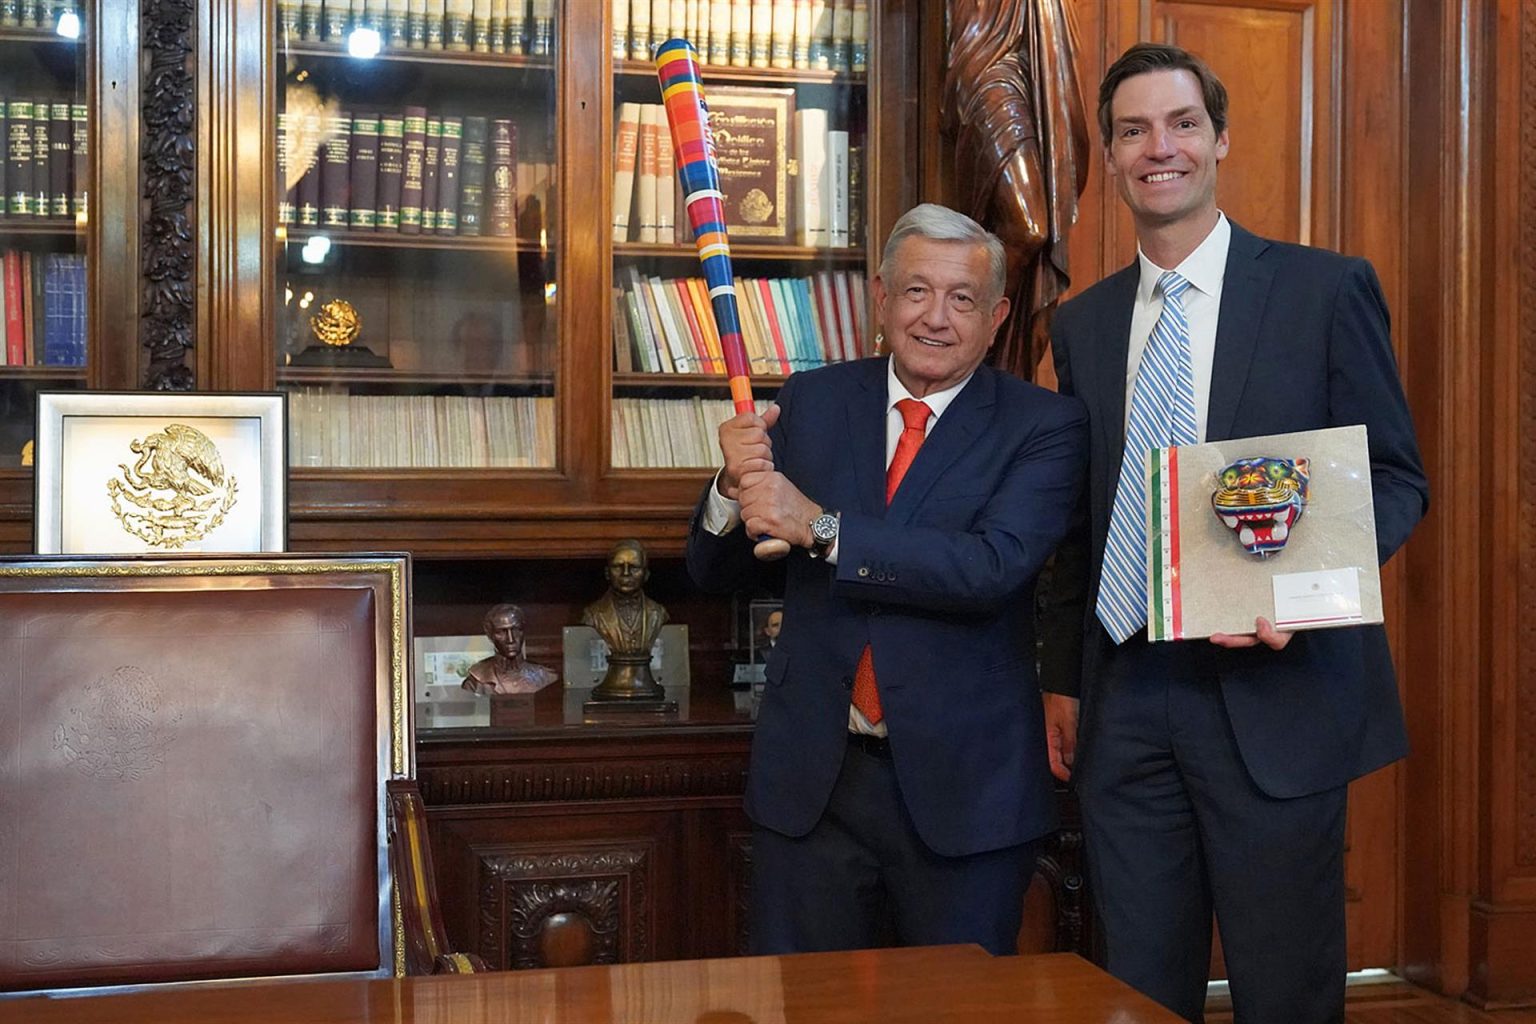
[{"xmin": 1097, "ymin": 42, "xmax": 1228, "ymax": 146}]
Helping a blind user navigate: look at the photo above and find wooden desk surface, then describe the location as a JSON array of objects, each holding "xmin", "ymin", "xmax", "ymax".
[{"xmin": 5, "ymin": 946, "xmax": 1180, "ymax": 1023}]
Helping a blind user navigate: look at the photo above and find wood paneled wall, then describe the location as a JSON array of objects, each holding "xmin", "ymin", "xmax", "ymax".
[{"xmin": 927, "ymin": 0, "xmax": 1535, "ymax": 1006}]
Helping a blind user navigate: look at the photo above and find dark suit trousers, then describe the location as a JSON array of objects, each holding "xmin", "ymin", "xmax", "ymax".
[
  {"xmin": 749, "ymin": 740, "xmax": 1038, "ymax": 957},
  {"xmin": 1078, "ymin": 638, "xmax": 1347, "ymax": 1024}
]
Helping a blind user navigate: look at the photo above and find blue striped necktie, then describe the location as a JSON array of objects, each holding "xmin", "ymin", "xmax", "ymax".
[{"xmin": 1097, "ymin": 271, "xmax": 1198, "ymax": 644}]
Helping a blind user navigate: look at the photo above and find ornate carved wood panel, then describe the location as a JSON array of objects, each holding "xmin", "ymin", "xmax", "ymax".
[
  {"xmin": 475, "ymin": 844, "xmax": 654, "ymax": 970},
  {"xmin": 141, "ymin": 0, "xmax": 196, "ymax": 390}
]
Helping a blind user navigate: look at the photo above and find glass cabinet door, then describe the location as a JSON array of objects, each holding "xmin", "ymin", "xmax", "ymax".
[
  {"xmin": 608, "ymin": 0, "xmax": 870, "ymax": 470},
  {"xmin": 0, "ymin": 1, "xmax": 89, "ymax": 467},
  {"xmin": 274, "ymin": 1, "xmax": 558, "ymax": 470}
]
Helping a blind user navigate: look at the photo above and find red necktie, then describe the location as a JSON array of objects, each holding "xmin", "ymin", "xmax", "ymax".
[{"xmin": 851, "ymin": 398, "xmax": 931, "ymax": 725}]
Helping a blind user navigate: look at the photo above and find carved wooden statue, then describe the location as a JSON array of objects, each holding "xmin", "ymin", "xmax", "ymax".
[{"xmin": 944, "ymin": 0, "xmax": 1089, "ymax": 379}]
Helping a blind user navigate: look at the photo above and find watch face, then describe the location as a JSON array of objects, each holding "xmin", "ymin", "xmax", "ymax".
[{"xmin": 811, "ymin": 513, "xmax": 838, "ymax": 542}]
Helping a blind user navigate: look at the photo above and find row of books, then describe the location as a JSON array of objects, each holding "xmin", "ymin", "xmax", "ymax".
[
  {"xmin": 0, "ymin": 250, "xmax": 86, "ymax": 367},
  {"xmin": 613, "ymin": 0, "xmax": 869, "ymax": 74},
  {"xmin": 612, "ymin": 396, "xmax": 770, "ymax": 469},
  {"xmin": 613, "ymin": 266, "xmax": 868, "ymax": 375},
  {"xmin": 612, "ymin": 100, "xmax": 861, "ymax": 247},
  {"xmin": 0, "ymin": 2, "xmax": 76, "ymax": 30},
  {"xmin": 277, "ymin": 0, "xmax": 555, "ymax": 56},
  {"xmin": 2, "ymin": 100, "xmax": 89, "ymax": 220},
  {"xmin": 278, "ymin": 107, "xmax": 533, "ymax": 237},
  {"xmin": 287, "ymin": 390, "xmax": 554, "ymax": 468}
]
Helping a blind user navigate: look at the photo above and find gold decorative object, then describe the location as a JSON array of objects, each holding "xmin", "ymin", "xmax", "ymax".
[
  {"xmin": 310, "ymin": 298, "xmax": 362, "ymax": 347},
  {"xmin": 21, "ymin": 440, "xmax": 33, "ymax": 467},
  {"xmin": 106, "ymin": 423, "xmax": 239, "ymax": 549},
  {"xmin": 739, "ymin": 188, "xmax": 773, "ymax": 225}
]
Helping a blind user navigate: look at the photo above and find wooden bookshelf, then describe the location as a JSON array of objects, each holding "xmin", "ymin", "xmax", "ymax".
[
  {"xmin": 0, "ymin": 28, "xmax": 80, "ymax": 46},
  {"xmin": 281, "ymin": 42, "xmax": 553, "ymax": 71},
  {"xmin": 613, "ymin": 59, "xmax": 860, "ymax": 86},
  {"xmin": 280, "ymin": 228, "xmax": 525, "ymax": 253},
  {"xmin": 278, "ymin": 366, "xmax": 553, "ymax": 388},
  {"xmin": 612, "ymin": 372, "xmax": 788, "ymax": 391},
  {"xmin": 0, "ymin": 366, "xmax": 86, "ymax": 380},
  {"xmin": 0, "ymin": 222, "xmax": 85, "ymax": 239}
]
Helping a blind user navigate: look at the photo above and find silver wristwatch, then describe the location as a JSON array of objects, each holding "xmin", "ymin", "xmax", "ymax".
[{"xmin": 807, "ymin": 509, "xmax": 839, "ymax": 559}]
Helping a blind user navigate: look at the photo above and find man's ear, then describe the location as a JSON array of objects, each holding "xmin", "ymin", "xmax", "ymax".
[
  {"xmin": 870, "ymin": 273, "xmax": 887, "ymax": 310},
  {"xmin": 1102, "ymin": 145, "xmax": 1118, "ymax": 177},
  {"xmin": 990, "ymin": 295, "xmax": 1012, "ymax": 336},
  {"xmin": 1215, "ymin": 128, "xmax": 1230, "ymax": 162}
]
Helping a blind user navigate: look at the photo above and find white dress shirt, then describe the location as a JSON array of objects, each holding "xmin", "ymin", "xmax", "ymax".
[
  {"xmin": 1125, "ymin": 213, "xmax": 1231, "ymax": 444},
  {"xmin": 701, "ymin": 357, "xmax": 975, "ymax": 736}
]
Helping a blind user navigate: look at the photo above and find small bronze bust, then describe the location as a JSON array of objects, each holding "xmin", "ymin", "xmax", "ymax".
[
  {"xmin": 461, "ymin": 603, "xmax": 557, "ymax": 696},
  {"xmin": 582, "ymin": 539, "xmax": 671, "ymax": 707}
]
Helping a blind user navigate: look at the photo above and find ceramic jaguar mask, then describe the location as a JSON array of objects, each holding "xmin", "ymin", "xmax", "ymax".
[{"xmin": 1211, "ymin": 456, "xmax": 1310, "ymax": 558}]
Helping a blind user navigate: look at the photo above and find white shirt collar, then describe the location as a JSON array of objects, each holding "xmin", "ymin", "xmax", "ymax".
[
  {"xmin": 1136, "ymin": 212, "xmax": 1231, "ymax": 303},
  {"xmin": 885, "ymin": 357, "xmax": 973, "ymax": 421}
]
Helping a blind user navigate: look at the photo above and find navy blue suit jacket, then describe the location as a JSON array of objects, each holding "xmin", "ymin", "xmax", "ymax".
[
  {"xmin": 1039, "ymin": 223, "xmax": 1430, "ymax": 798},
  {"xmin": 688, "ymin": 358, "xmax": 1088, "ymax": 857}
]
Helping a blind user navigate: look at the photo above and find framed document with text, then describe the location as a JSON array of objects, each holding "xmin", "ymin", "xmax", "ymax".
[
  {"xmin": 1145, "ymin": 424, "xmax": 1382, "ymax": 641},
  {"xmin": 706, "ymin": 86, "xmax": 795, "ymax": 242},
  {"xmin": 33, "ymin": 391, "xmax": 288, "ymax": 555}
]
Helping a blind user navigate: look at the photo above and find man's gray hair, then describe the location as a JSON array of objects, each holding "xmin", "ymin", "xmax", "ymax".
[{"xmin": 878, "ymin": 203, "xmax": 1008, "ymax": 303}]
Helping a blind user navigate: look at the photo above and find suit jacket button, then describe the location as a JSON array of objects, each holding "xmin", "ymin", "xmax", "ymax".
[
  {"xmin": 858, "ymin": 566, "xmax": 870, "ymax": 577},
  {"xmin": 841, "ymin": 676, "xmax": 853, "ymax": 690}
]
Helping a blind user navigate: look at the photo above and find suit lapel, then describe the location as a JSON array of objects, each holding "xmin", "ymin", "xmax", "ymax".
[
  {"xmin": 846, "ymin": 358, "xmax": 889, "ymax": 516},
  {"xmin": 1083, "ymin": 264, "xmax": 1139, "ymax": 477},
  {"xmin": 1206, "ymin": 223, "xmax": 1274, "ymax": 441},
  {"xmin": 885, "ymin": 367, "xmax": 996, "ymax": 523}
]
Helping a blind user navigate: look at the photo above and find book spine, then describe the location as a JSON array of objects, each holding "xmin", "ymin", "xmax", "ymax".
[
  {"xmin": 472, "ymin": 0, "xmax": 491, "ymax": 51},
  {"xmin": 648, "ymin": 0, "xmax": 666, "ymax": 54},
  {"xmin": 794, "ymin": 107, "xmax": 827, "ymax": 246},
  {"xmin": 376, "ymin": 111, "xmax": 405, "ymax": 230},
  {"xmin": 43, "ymin": 253, "xmax": 69, "ymax": 366},
  {"xmin": 276, "ymin": 111, "xmax": 295, "ymax": 224},
  {"xmin": 445, "ymin": 0, "xmax": 471, "ymax": 50},
  {"xmin": 7, "ymin": 101, "xmax": 32, "ymax": 216},
  {"xmin": 31, "ymin": 99, "xmax": 48, "ymax": 218},
  {"xmin": 296, "ymin": 111, "xmax": 323, "ymax": 226},
  {"xmin": 399, "ymin": 106, "xmax": 427, "ymax": 233},
  {"xmin": 849, "ymin": 0, "xmax": 867, "ymax": 72},
  {"xmin": 2, "ymin": 252, "xmax": 21, "ymax": 365},
  {"xmin": 488, "ymin": 117, "xmax": 516, "ymax": 237},
  {"xmin": 749, "ymin": 0, "xmax": 771, "ymax": 68},
  {"xmin": 635, "ymin": 104, "xmax": 659, "ymax": 244},
  {"xmin": 612, "ymin": 0, "xmax": 629, "ymax": 58},
  {"xmin": 421, "ymin": 116, "xmax": 442, "ymax": 231},
  {"xmin": 627, "ymin": 0, "xmax": 650, "ymax": 58},
  {"xmin": 654, "ymin": 113, "xmax": 674, "ymax": 243},
  {"xmin": 435, "ymin": 115, "xmax": 463, "ymax": 233},
  {"xmin": 488, "ymin": 0, "xmax": 507, "ymax": 51},
  {"xmin": 808, "ymin": 0, "xmax": 830, "ymax": 69},
  {"xmin": 829, "ymin": 0, "xmax": 851, "ymax": 72},
  {"xmin": 426, "ymin": 0, "xmax": 446, "ymax": 47},
  {"xmin": 407, "ymin": 0, "xmax": 428, "ymax": 46},
  {"xmin": 506, "ymin": 0, "xmax": 527, "ymax": 53},
  {"xmin": 348, "ymin": 112, "xmax": 380, "ymax": 230},
  {"xmin": 769, "ymin": 0, "xmax": 793, "ymax": 69},
  {"xmin": 279, "ymin": 0, "xmax": 301, "ymax": 38},
  {"xmin": 791, "ymin": 0, "xmax": 810, "ymax": 68},
  {"xmin": 324, "ymin": 0, "xmax": 349, "ymax": 39},
  {"xmin": 611, "ymin": 101, "xmax": 641, "ymax": 242},
  {"xmin": 48, "ymin": 102, "xmax": 69, "ymax": 217},
  {"xmin": 300, "ymin": 0, "xmax": 323, "ymax": 40},
  {"xmin": 528, "ymin": 0, "xmax": 552, "ymax": 55},
  {"xmin": 707, "ymin": 0, "xmax": 730, "ymax": 64},
  {"xmin": 827, "ymin": 128, "xmax": 848, "ymax": 246},
  {"xmin": 320, "ymin": 110, "xmax": 352, "ymax": 228},
  {"xmin": 457, "ymin": 115, "xmax": 488, "ymax": 236},
  {"xmin": 0, "ymin": 102, "xmax": 7, "ymax": 217},
  {"xmin": 70, "ymin": 103, "xmax": 87, "ymax": 219},
  {"xmin": 728, "ymin": 0, "xmax": 750, "ymax": 66}
]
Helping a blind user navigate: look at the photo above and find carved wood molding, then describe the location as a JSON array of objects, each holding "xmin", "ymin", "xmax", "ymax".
[
  {"xmin": 728, "ymin": 831, "xmax": 752, "ymax": 956},
  {"xmin": 1519, "ymin": 0, "xmax": 1536, "ymax": 870},
  {"xmin": 476, "ymin": 846, "xmax": 652, "ymax": 969},
  {"xmin": 419, "ymin": 757, "xmax": 749, "ymax": 805},
  {"xmin": 141, "ymin": 0, "xmax": 196, "ymax": 390},
  {"xmin": 1035, "ymin": 827, "xmax": 1089, "ymax": 955}
]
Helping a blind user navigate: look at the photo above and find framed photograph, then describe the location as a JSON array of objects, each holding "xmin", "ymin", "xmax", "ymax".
[
  {"xmin": 748, "ymin": 599, "xmax": 784, "ymax": 666},
  {"xmin": 33, "ymin": 391, "xmax": 288, "ymax": 554}
]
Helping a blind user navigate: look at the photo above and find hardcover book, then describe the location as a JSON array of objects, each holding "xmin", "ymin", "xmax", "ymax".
[
  {"xmin": 70, "ymin": 103, "xmax": 87, "ymax": 218},
  {"xmin": 49, "ymin": 103, "xmax": 71, "ymax": 217},
  {"xmin": 488, "ymin": 117, "xmax": 517, "ymax": 237},
  {"xmin": 319, "ymin": 110, "xmax": 352, "ymax": 228},
  {"xmin": 457, "ymin": 115, "xmax": 488, "ymax": 235},
  {"xmin": 1145, "ymin": 425, "xmax": 1382, "ymax": 642},
  {"xmin": 30, "ymin": 99, "xmax": 48, "ymax": 218},
  {"xmin": 706, "ymin": 86, "xmax": 794, "ymax": 242},
  {"xmin": 375, "ymin": 112, "xmax": 406, "ymax": 230},
  {"xmin": 436, "ymin": 116, "xmax": 463, "ymax": 234},
  {"xmin": 348, "ymin": 112, "xmax": 380, "ymax": 230},
  {"xmin": 399, "ymin": 106, "xmax": 427, "ymax": 233}
]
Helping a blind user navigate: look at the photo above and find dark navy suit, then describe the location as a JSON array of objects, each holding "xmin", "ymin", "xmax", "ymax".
[
  {"xmin": 688, "ymin": 356, "xmax": 1087, "ymax": 952},
  {"xmin": 1040, "ymin": 223, "xmax": 1429, "ymax": 1022}
]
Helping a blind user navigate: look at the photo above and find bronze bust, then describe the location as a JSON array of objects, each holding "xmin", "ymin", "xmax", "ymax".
[
  {"xmin": 582, "ymin": 539, "xmax": 670, "ymax": 705},
  {"xmin": 460, "ymin": 603, "xmax": 557, "ymax": 695}
]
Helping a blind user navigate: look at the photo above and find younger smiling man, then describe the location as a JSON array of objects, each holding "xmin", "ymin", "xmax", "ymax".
[
  {"xmin": 687, "ymin": 204, "xmax": 1087, "ymax": 956},
  {"xmin": 1040, "ymin": 43, "xmax": 1428, "ymax": 1023}
]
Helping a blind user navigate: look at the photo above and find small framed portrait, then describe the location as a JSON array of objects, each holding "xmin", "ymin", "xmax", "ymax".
[
  {"xmin": 748, "ymin": 599, "xmax": 784, "ymax": 666},
  {"xmin": 33, "ymin": 391, "xmax": 288, "ymax": 554}
]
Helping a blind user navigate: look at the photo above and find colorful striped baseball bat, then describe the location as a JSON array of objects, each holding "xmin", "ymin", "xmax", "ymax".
[{"xmin": 655, "ymin": 39, "xmax": 790, "ymax": 561}]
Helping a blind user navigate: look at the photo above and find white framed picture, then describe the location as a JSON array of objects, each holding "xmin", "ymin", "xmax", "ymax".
[{"xmin": 33, "ymin": 391, "xmax": 288, "ymax": 554}]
